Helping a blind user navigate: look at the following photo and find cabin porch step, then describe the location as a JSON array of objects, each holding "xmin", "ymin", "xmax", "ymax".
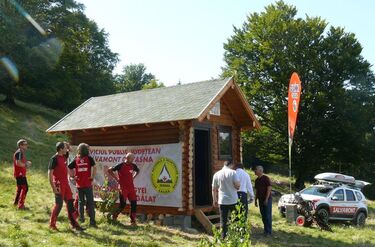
[{"xmin": 194, "ymin": 208, "xmax": 221, "ymax": 235}]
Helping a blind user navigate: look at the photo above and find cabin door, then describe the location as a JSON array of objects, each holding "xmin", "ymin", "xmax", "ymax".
[{"xmin": 194, "ymin": 129, "xmax": 211, "ymax": 206}]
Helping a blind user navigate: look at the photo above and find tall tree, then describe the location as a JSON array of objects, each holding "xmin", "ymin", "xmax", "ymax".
[
  {"xmin": 142, "ymin": 79, "xmax": 165, "ymax": 90},
  {"xmin": 0, "ymin": 0, "xmax": 118, "ymax": 110},
  {"xmin": 115, "ymin": 63, "xmax": 155, "ymax": 93},
  {"xmin": 223, "ymin": 1, "xmax": 375, "ymax": 188}
]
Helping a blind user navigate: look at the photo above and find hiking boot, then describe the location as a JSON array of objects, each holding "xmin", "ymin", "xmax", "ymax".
[
  {"xmin": 18, "ymin": 206, "xmax": 30, "ymax": 210},
  {"xmin": 49, "ymin": 225, "xmax": 59, "ymax": 231},
  {"xmin": 89, "ymin": 223, "xmax": 98, "ymax": 228},
  {"xmin": 72, "ymin": 225, "xmax": 84, "ymax": 232}
]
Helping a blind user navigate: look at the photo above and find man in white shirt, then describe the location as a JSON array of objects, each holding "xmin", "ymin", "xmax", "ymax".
[
  {"xmin": 212, "ymin": 160, "xmax": 240, "ymax": 239},
  {"xmin": 234, "ymin": 163, "xmax": 254, "ymax": 220}
]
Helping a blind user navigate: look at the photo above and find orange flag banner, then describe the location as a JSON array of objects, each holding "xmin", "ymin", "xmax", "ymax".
[{"xmin": 288, "ymin": 72, "xmax": 302, "ymax": 142}]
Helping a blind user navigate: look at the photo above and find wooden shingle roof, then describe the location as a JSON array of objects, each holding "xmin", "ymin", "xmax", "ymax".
[{"xmin": 47, "ymin": 77, "xmax": 260, "ymax": 133}]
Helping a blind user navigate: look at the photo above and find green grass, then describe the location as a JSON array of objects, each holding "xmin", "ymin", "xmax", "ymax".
[
  {"xmin": 249, "ymin": 200, "xmax": 375, "ymax": 247},
  {"xmin": 0, "ymin": 97, "xmax": 66, "ymax": 168},
  {"xmin": 0, "ymin": 165, "xmax": 204, "ymax": 247},
  {"xmin": 1, "ymin": 98, "xmax": 375, "ymax": 246}
]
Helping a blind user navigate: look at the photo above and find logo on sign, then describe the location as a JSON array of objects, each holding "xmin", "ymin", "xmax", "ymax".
[
  {"xmin": 290, "ymin": 83, "xmax": 300, "ymax": 94},
  {"xmin": 292, "ymin": 100, "xmax": 298, "ymax": 112},
  {"xmin": 151, "ymin": 157, "xmax": 179, "ymax": 194}
]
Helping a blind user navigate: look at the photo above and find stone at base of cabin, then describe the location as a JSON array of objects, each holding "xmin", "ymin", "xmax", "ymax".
[
  {"xmin": 163, "ymin": 215, "xmax": 173, "ymax": 226},
  {"xmin": 158, "ymin": 214, "xmax": 165, "ymax": 221},
  {"xmin": 173, "ymin": 215, "xmax": 192, "ymax": 229},
  {"xmin": 183, "ymin": 227, "xmax": 199, "ymax": 234},
  {"xmin": 147, "ymin": 213, "xmax": 153, "ymax": 222},
  {"xmin": 155, "ymin": 220, "xmax": 163, "ymax": 226},
  {"xmin": 138, "ymin": 214, "xmax": 147, "ymax": 223}
]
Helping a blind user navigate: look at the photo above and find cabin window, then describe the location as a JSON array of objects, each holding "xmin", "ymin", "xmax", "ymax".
[{"xmin": 218, "ymin": 126, "xmax": 232, "ymax": 160}]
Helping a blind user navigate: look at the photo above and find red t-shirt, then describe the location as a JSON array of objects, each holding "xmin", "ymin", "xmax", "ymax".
[
  {"xmin": 68, "ymin": 156, "xmax": 95, "ymax": 188},
  {"xmin": 13, "ymin": 149, "xmax": 27, "ymax": 177},
  {"xmin": 111, "ymin": 162, "xmax": 139, "ymax": 191},
  {"xmin": 48, "ymin": 154, "xmax": 69, "ymax": 185},
  {"xmin": 255, "ymin": 174, "xmax": 272, "ymax": 201}
]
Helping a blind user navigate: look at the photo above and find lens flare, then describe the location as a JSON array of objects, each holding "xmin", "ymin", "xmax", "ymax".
[
  {"xmin": 8, "ymin": 0, "xmax": 47, "ymax": 36},
  {"xmin": 0, "ymin": 57, "xmax": 19, "ymax": 82},
  {"xmin": 31, "ymin": 38, "xmax": 64, "ymax": 68}
]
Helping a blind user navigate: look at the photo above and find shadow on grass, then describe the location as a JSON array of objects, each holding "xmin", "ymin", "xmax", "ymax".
[
  {"xmin": 98, "ymin": 219, "xmax": 199, "ymax": 244},
  {"xmin": 141, "ymin": 224, "xmax": 201, "ymax": 242},
  {"xmin": 250, "ymin": 225, "xmax": 375, "ymax": 247}
]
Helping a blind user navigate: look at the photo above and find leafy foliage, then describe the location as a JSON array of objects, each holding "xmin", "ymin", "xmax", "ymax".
[
  {"xmin": 0, "ymin": 0, "xmax": 118, "ymax": 111},
  {"xmin": 223, "ymin": 1, "xmax": 375, "ymax": 188},
  {"xmin": 199, "ymin": 204, "xmax": 251, "ymax": 247},
  {"xmin": 97, "ymin": 181, "xmax": 119, "ymax": 222},
  {"xmin": 115, "ymin": 63, "xmax": 155, "ymax": 93},
  {"xmin": 142, "ymin": 79, "xmax": 165, "ymax": 90}
]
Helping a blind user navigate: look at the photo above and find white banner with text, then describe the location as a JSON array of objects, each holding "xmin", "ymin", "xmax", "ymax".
[{"xmin": 69, "ymin": 143, "xmax": 182, "ymax": 207}]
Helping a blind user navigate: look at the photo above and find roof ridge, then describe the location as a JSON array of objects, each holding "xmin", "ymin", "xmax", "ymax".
[
  {"xmin": 196, "ymin": 77, "xmax": 233, "ymax": 120},
  {"xmin": 91, "ymin": 77, "xmax": 230, "ymax": 99}
]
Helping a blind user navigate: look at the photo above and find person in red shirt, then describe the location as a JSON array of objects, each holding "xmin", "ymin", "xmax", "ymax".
[
  {"xmin": 68, "ymin": 143, "xmax": 97, "ymax": 227},
  {"xmin": 13, "ymin": 139, "xmax": 32, "ymax": 209},
  {"xmin": 48, "ymin": 142, "xmax": 82, "ymax": 231},
  {"xmin": 108, "ymin": 152, "xmax": 139, "ymax": 225}
]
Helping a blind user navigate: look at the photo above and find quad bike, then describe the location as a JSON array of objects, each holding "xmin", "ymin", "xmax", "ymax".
[{"xmin": 294, "ymin": 193, "xmax": 332, "ymax": 232}]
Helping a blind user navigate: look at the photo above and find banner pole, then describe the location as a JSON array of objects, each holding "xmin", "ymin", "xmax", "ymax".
[{"xmin": 288, "ymin": 138, "xmax": 292, "ymax": 193}]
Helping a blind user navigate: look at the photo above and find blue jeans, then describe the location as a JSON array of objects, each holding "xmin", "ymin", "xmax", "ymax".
[{"xmin": 259, "ymin": 198, "xmax": 272, "ymax": 234}]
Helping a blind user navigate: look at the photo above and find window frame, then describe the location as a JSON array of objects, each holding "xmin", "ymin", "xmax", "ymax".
[
  {"xmin": 345, "ymin": 189, "xmax": 356, "ymax": 202},
  {"xmin": 355, "ymin": 191, "xmax": 363, "ymax": 201},
  {"xmin": 332, "ymin": 189, "xmax": 345, "ymax": 201},
  {"xmin": 217, "ymin": 126, "xmax": 232, "ymax": 160}
]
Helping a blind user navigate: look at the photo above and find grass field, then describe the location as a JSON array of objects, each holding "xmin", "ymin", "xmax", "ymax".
[
  {"xmin": 0, "ymin": 164, "xmax": 205, "ymax": 247},
  {"xmin": 1, "ymin": 163, "xmax": 374, "ymax": 247},
  {"xmin": 1, "ymin": 99, "xmax": 375, "ymax": 246}
]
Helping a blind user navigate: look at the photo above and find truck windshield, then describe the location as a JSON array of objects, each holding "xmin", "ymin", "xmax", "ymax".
[{"xmin": 301, "ymin": 187, "xmax": 332, "ymax": 197}]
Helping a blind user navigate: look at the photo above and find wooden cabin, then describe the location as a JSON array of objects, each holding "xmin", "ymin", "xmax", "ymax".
[{"xmin": 47, "ymin": 77, "xmax": 260, "ymax": 230}]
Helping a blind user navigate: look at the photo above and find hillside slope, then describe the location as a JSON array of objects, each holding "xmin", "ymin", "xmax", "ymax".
[{"xmin": 0, "ymin": 96, "xmax": 66, "ymax": 167}]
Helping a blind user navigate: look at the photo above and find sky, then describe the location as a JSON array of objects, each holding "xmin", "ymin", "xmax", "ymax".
[{"xmin": 78, "ymin": 0, "xmax": 375, "ymax": 86}]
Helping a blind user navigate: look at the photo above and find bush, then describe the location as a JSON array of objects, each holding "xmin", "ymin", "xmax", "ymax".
[
  {"xmin": 96, "ymin": 182, "xmax": 119, "ymax": 222},
  {"xmin": 200, "ymin": 203, "xmax": 251, "ymax": 247}
]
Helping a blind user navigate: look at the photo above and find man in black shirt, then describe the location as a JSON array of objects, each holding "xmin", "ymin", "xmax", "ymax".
[{"xmin": 254, "ymin": 165, "xmax": 272, "ymax": 236}]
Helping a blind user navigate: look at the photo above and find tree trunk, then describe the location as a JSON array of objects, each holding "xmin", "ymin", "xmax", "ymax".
[
  {"xmin": 294, "ymin": 172, "xmax": 306, "ymax": 191},
  {"xmin": 3, "ymin": 94, "xmax": 16, "ymax": 105},
  {"xmin": 2, "ymin": 78, "xmax": 16, "ymax": 105}
]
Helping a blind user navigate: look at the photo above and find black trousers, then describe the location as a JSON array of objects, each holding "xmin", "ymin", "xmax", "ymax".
[
  {"xmin": 78, "ymin": 186, "xmax": 96, "ymax": 225},
  {"xmin": 219, "ymin": 203, "xmax": 236, "ymax": 239},
  {"xmin": 237, "ymin": 191, "xmax": 248, "ymax": 220}
]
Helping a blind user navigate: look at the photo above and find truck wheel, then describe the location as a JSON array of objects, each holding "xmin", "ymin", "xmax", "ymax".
[
  {"xmin": 317, "ymin": 208, "xmax": 329, "ymax": 223},
  {"xmin": 353, "ymin": 212, "xmax": 366, "ymax": 227},
  {"xmin": 296, "ymin": 215, "xmax": 305, "ymax": 227},
  {"xmin": 279, "ymin": 209, "xmax": 286, "ymax": 217},
  {"xmin": 304, "ymin": 218, "xmax": 313, "ymax": 227}
]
